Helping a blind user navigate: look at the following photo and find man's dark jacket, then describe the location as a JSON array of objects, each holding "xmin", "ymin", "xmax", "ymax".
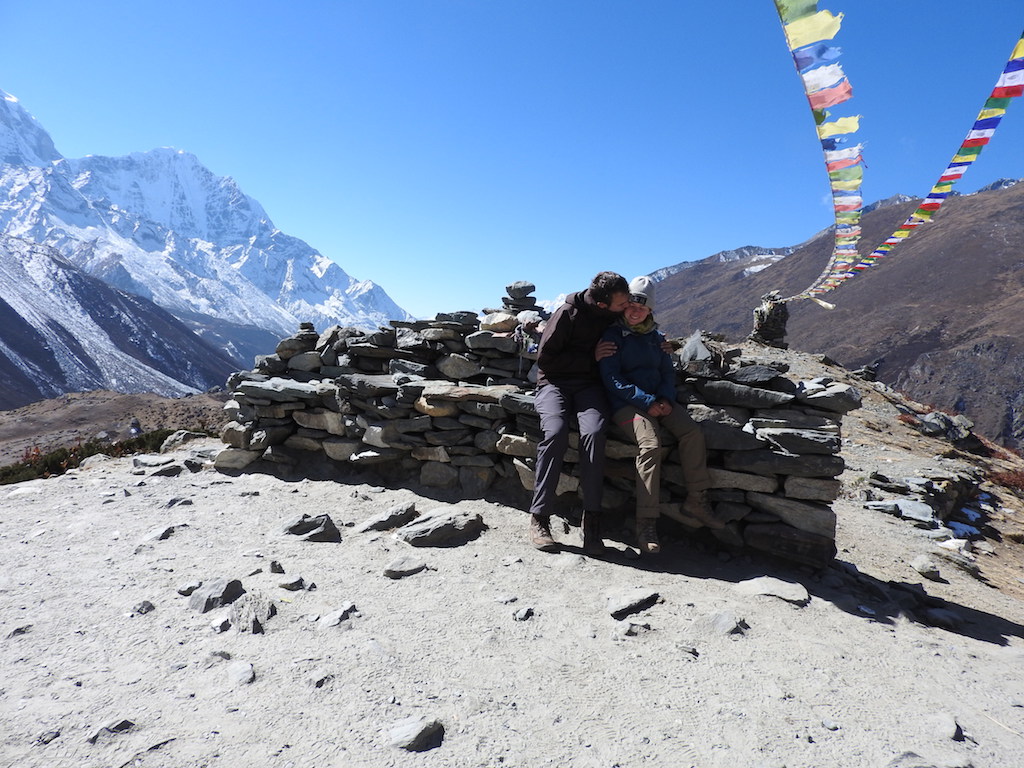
[{"xmin": 536, "ymin": 290, "xmax": 620, "ymax": 387}]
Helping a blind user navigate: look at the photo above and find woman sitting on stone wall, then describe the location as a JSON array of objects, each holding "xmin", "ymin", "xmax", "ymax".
[{"xmin": 598, "ymin": 276, "xmax": 724, "ymax": 555}]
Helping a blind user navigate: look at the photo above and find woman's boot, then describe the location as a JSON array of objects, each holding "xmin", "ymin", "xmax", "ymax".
[{"xmin": 636, "ymin": 517, "xmax": 661, "ymax": 555}]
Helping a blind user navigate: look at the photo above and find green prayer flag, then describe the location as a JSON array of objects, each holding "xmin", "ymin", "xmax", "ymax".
[
  {"xmin": 955, "ymin": 145, "xmax": 983, "ymax": 157},
  {"xmin": 828, "ymin": 165, "xmax": 864, "ymax": 182},
  {"xmin": 774, "ymin": 0, "xmax": 818, "ymax": 23},
  {"xmin": 983, "ymin": 97, "xmax": 1012, "ymax": 110}
]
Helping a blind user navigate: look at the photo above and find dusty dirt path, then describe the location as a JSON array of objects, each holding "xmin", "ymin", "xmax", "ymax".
[{"xmin": 1, "ymin": 429, "xmax": 1023, "ymax": 768}]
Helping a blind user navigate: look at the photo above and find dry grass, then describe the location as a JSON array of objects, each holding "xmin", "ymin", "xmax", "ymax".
[{"xmin": 989, "ymin": 469, "xmax": 1024, "ymax": 495}]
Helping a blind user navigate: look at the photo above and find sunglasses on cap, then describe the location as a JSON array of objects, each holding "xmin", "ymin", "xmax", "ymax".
[{"xmin": 629, "ymin": 294, "xmax": 648, "ymax": 305}]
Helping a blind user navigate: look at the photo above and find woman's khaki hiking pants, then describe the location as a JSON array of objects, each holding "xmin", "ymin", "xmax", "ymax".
[{"xmin": 612, "ymin": 403, "xmax": 711, "ymax": 520}]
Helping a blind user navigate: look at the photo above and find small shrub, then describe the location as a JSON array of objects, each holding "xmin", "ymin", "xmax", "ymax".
[
  {"xmin": 989, "ymin": 469, "xmax": 1024, "ymax": 494},
  {"xmin": 897, "ymin": 413, "xmax": 919, "ymax": 426},
  {"xmin": 0, "ymin": 428, "xmax": 190, "ymax": 485}
]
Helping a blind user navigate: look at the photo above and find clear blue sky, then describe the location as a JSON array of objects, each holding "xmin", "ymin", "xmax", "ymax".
[{"xmin": 2, "ymin": 1, "xmax": 1022, "ymax": 318}]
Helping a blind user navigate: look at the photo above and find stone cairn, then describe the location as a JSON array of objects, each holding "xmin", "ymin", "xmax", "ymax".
[{"xmin": 217, "ymin": 281, "xmax": 862, "ymax": 568}]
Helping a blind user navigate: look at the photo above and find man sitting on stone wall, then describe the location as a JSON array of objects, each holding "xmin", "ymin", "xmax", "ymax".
[{"xmin": 527, "ymin": 271, "xmax": 630, "ymax": 552}]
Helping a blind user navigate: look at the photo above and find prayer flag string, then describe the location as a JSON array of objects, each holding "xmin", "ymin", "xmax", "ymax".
[
  {"xmin": 771, "ymin": 1, "xmax": 865, "ymax": 302},
  {"xmin": 771, "ymin": 1, "xmax": 1024, "ymax": 303},
  {"xmin": 812, "ymin": 29, "xmax": 1024, "ymax": 296}
]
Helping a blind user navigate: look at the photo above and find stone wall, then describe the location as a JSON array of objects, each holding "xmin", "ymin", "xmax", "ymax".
[{"xmin": 217, "ymin": 290, "xmax": 861, "ymax": 567}]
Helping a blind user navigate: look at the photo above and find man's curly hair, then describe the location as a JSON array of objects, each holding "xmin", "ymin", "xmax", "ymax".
[{"xmin": 588, "ymin": 271, "xmax": 629, "ymax": 305}]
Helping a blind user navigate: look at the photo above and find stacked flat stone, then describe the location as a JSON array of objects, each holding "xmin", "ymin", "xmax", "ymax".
[
  {"xmin": 479, "ymin": 281, "xmax": 550, "ymax": 335},
  {"xmin": 217, "ymin": 319, "xmax": 861, "ymax": 568}
]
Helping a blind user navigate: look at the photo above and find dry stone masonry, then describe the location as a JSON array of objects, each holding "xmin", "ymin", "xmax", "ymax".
[{"xmin": 216, "ymin": 282, "xmax": 863, "ymax": 567}]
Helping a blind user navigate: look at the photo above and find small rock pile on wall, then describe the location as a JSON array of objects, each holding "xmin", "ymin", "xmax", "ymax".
[{"xmin": 217, "ymin": 284, "xmax": 862, "ymax": 567}]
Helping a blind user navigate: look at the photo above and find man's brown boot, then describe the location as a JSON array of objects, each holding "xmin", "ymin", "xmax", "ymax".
[
  {"xmin": 683, "ymin": 490, "xmax": 725, "ymax": 530},
  {"xmin": 529, "ymin": 514, "xmax": 558, "ymax": 552},
  {"xmin": 582, "ymin": 511, "xmax": 608, "ymax": 556},
  {"xmin": 636, "ymin": 518, "xmax": 661, "ymax": 555}
]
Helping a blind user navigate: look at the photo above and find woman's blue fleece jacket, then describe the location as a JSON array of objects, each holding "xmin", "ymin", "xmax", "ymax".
[{"xmin": 598, "ymin": 320, "xmax": 676, "ymax": 413}]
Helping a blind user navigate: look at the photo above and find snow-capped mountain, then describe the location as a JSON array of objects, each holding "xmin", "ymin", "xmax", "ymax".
[
  {"xmin": 649, "ymin": 244, "xmax": 798, "ymax": 283},
  {"xmin": 0, "ymin": 233, "xmax": 238, "ymax": 409},
  {"xmin": 0, "ymin": 89, "xmax": 412, "ymax": 357}
]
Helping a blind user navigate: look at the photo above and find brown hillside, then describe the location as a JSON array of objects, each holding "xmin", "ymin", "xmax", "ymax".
[{"xmin": 658, "ymin": 184, "xmax": 1024, "ymax": 447}]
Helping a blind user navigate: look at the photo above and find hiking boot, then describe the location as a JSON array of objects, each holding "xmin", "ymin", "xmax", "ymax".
[
  {"xmin": 683, "ymin": 490, "xmax": 725, "ymax": 530},
  {"xmin": 636, "ymin": 518, "xmax": 660, "ymax": 555},
  {"xmin": 582, "ymin": 511, "xmax": 608, "ymax": 556},
  {"xmin": 529, "ymin": 514, "xmax": 558, "ymax": 552}
]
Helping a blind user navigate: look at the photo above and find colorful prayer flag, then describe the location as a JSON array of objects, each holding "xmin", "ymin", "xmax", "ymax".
[
  {"xmin": 776, "ymin": 0, "xmax": 818, "ymax": 24},
  {"xmin": 996, "ymin": 70, "xmax": 1024, "ymax": 88},
  {"xmin": 826, "ymin": 157, "xmax": 861, "ymax": 171},
  {"xmin": 983, "ymin": 96, "xmax": 1012, "ymax": 110},
  {"xmin": 823, "ymin": 144, "xmax": 862, "ymax": 161},
  {"xmin": 977, "ymin": 107, "xmax": 1008, "ymax": 119},
  {"xmin": 808, "ymin": 79, "xmax": 853, "ymax": 109},
  {"xmin": 784, "ymin": 10, "xmax": 844, "ymax": 50},
  {"xmin": 801, "ymin": 63, "xmax": 846, "ymax": 92},
  {"xmin": 972, "ymin": 116, "xmax": 1002, "ymax": 130},
  {"xmin": 828, "ymin": 165, "xmax": 863, "ymax": 180},
  {"xmin": 794, "ymin": 43, "xmax": 841, "ymax": 72},
  {"xmin": 817, "ymin": 115, "xmax": 860, "ymax": 138},
  {"xmin": 992, "ymin": 85, "xmax": 1024, "ymax": 98}
]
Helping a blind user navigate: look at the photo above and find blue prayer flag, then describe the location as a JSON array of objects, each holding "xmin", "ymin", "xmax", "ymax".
[{"xmin": 794, "ymin": 42, "xmax": 842, "ymax": 73}]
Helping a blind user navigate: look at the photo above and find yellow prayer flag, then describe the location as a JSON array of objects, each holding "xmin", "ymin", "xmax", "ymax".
[
  {"xmin": 978, "ymin": 108, "xmax": 1007, "ymax": 119},
  {"xmin": 893, "ymin": 229, "xmax": 912, "ymax": 239},
  {"xmin": 931, "ymin": 183, "xmax": 953, "ymax": 194},
  {"xmin": 830, "ymin": 180, "xmax": 860, "ymax": 191},
  {"xmin": 1013, "ymin": 38, "xmax": 1024, "ymax": 60},
  {"xmin": 817, "ymin": 115, "xmax": 860, "ymax": 138},
  {"xmin": 784, "ymin": 10, "xmax": 844, "ymax": 50}
]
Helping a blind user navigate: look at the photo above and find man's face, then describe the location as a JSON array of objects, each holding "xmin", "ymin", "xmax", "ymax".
[{"xmin": 603, "ymin": 291, "xmax": 630, "ymax": 314}]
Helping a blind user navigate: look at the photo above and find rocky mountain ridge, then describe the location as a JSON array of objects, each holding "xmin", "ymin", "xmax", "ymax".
[
  {"xmin": 0, "ymin": 234, "xmax": 238, "ymax": 410},
  {"xmin": 655, "ymin": 181, "xmax": 1024, "ymax": 450}
]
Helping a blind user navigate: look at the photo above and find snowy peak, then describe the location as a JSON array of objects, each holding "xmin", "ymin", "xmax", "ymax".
[
  {"xmin": 0, "ymin": 89, "xmax": 61, "ymax": 166},
  {"xmin": 0, "ymin": 86, "xmax": 413, "ymax": 353},
  {"xmin": 650, "ymin": 245, "xmax": 796, "ymax": 282},
  {"xmin": 861, "ymin": 193, "xmax": 916, "ymax": 214},
  {"xmin": 972, "ymin": 177, "xmax": 1021, "ymax": 194},
  {"xmin": 67, "ymin": 148, "xmax": 273, "ymax": 244}
]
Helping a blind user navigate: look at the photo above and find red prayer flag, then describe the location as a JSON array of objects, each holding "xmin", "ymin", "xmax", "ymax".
[
  {"xmin": 961, "ymin": 137, "xmax": 991, "ymax": 147},
  {"xmin": 918, "ymin": 202, "xmax": 943, "ymax": 211},
  {"xmin": 992, "ymin": 85, "xmax": 1024, "ymax": 98},
  {"xmin": 807, "ymin": 80, "xmax": 853, "ymax": 110},
  {"xmin": 826, "ymin": 157, "xmax": 861, "ymax": 171}
]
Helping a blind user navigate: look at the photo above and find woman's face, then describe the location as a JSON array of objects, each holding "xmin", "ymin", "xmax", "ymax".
[{"xmin": 624, "ymin": 301, "xmax": 651, "ymax": 325}]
